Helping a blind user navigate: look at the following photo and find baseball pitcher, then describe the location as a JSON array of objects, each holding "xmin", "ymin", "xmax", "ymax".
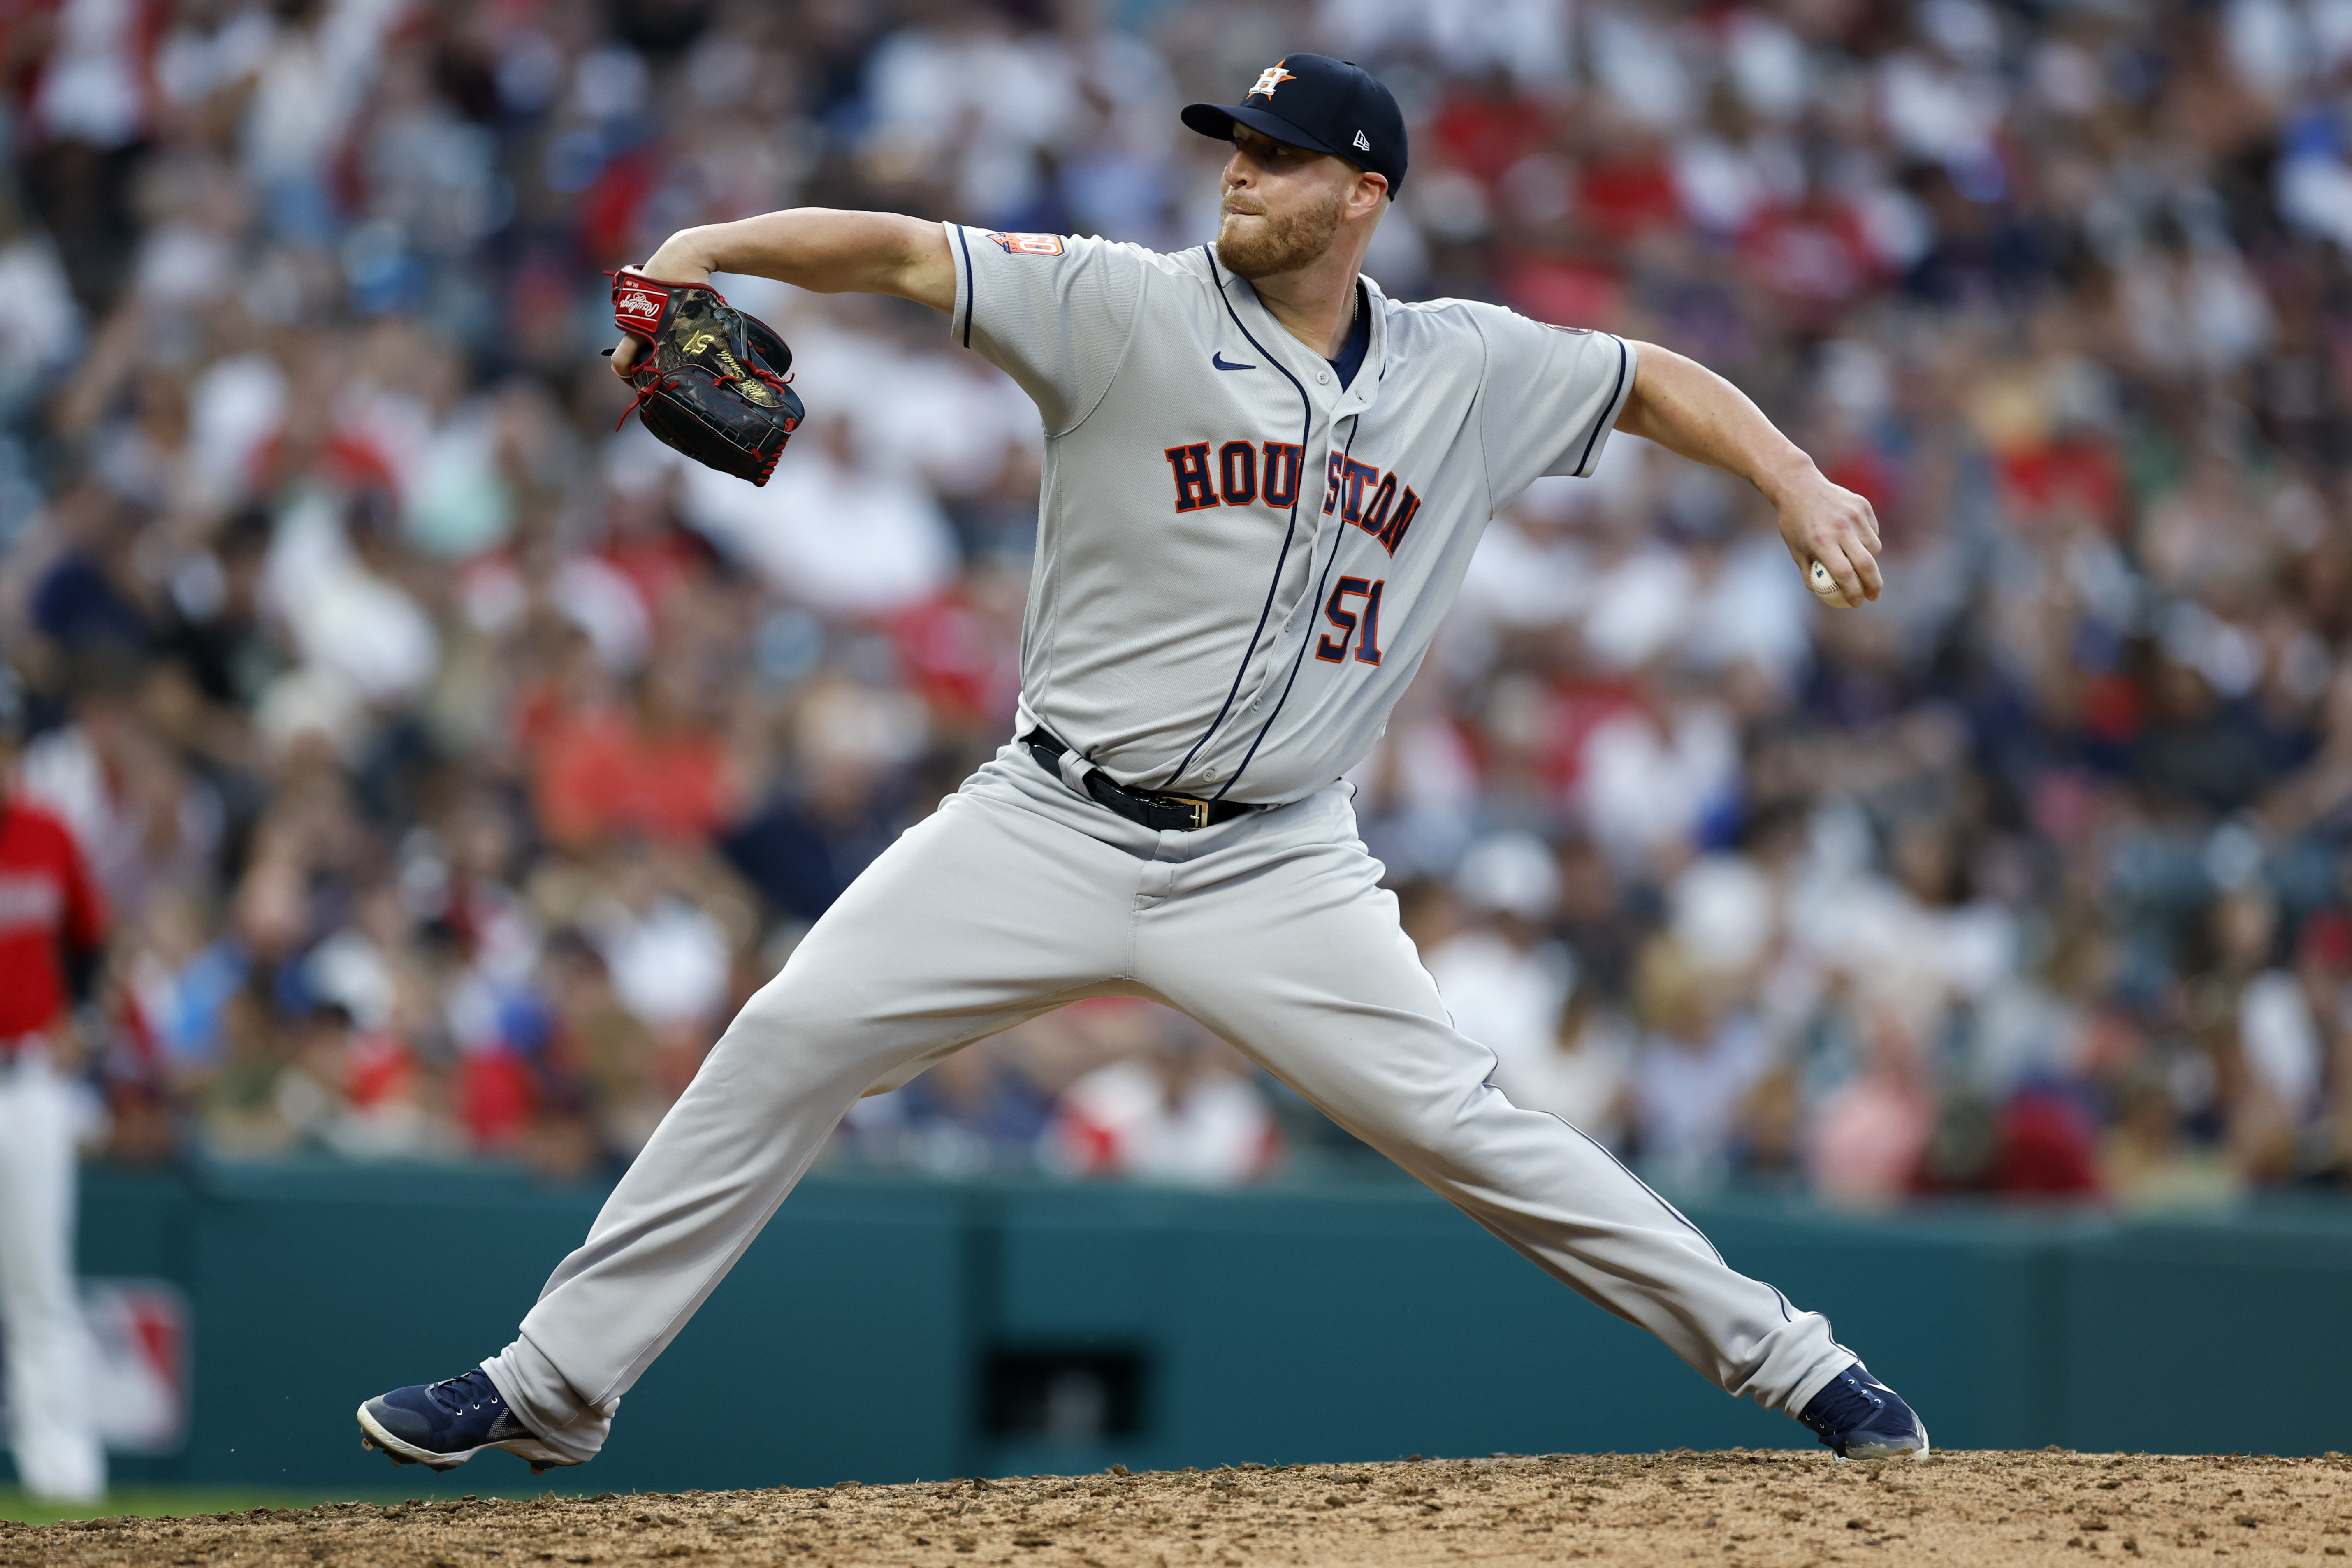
[{"xmin": 359, "ymin": 54, "xmax": 1924, "ymax": 1473}]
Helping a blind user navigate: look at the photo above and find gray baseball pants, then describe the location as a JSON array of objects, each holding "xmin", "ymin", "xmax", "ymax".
[{"xmin": 483, "ymin": 746, "xmax": 1855, "ymax": 1462}]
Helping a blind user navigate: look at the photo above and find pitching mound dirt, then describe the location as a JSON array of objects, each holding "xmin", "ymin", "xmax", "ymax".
[{"xmin": 10, "ymin": 1451, "xmax": 2349, "ymax": 1567}]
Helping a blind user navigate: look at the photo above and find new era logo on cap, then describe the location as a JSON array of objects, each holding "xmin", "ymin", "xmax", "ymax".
[{"xmin": 1353, "ymin": 130, "xmax": 1371, "ymax": 151}]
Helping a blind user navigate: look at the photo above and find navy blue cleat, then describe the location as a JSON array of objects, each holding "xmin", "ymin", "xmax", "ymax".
[
  {"xmin": 1797, "ymin": 1362, "xmax": 1930, "ymax": 1461},
  {"xmin": 356, "ymin": 1369, "xmax": 576, "ymax": 1475}
]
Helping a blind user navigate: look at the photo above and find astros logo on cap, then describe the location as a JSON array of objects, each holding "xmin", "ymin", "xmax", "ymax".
[{"xmin": 1250, "ymin": 62, "xmax": 1295, "ymax": 98}]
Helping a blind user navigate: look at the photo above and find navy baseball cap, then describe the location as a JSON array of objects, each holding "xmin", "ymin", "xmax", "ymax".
[{"xmin": 1182, "ymin": 54, "xmax": 1407, "ymax": 198}]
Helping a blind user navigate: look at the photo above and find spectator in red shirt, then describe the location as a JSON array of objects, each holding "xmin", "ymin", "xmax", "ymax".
[
  {"xmin": 0, "ymin": 662, "xmax": 110, "ymax": 1503},
  {"xmin": 533, "ymin": 653, "xmax": 736, "ymax": 851}
]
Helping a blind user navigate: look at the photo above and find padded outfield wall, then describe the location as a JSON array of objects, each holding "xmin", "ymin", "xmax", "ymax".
[{"xmin": 23, "ymin": 1163, "xmax": 2352, "ymax": 1494}]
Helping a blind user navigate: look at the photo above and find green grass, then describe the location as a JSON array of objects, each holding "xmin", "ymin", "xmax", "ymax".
[
  {"xmin": 0, "ymin": 1484, "xmax": 607, "ymax": 1526},
  {"xmin": 1, "ymin": 1488, "xmax": 369, "ymax": 1525}
]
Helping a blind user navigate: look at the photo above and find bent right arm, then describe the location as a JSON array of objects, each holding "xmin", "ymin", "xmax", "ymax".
[{"xmin": 612, "ymin": 209, "xmax": 955, "ymax": 375}]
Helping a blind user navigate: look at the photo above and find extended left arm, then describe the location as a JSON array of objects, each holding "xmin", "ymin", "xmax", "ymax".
[{"xmin": 1616, "ymin": 341, "xmax": 1883, "ymax": 607}]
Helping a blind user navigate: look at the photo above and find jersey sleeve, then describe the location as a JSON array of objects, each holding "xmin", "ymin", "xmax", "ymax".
[
  {"xmin": 946, "ymin": 225, "xmax": 1149, "ymax": 436},
  {"xmin": 1473, "ymin": 311, "xmax": 1638, "ymax": 499}
]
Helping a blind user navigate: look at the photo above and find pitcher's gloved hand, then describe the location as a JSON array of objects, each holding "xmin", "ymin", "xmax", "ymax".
[{"xmin": 609, "ymin": 270, "xmax": 803, "ymax": 487}]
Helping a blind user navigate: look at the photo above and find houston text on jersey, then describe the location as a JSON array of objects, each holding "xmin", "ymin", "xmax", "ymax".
[{"xmin": 1160, "ymin": 439, "xmax": 1420, "ymax": 558}]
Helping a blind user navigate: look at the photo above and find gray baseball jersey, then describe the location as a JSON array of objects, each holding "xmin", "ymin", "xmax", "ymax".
[{"xmin": 945, "ymin": 225, "xmax": 1636, "ymax": 805}]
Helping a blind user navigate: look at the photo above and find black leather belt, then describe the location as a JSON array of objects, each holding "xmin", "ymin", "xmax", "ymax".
[{"xmin": 1023, "ymin": 727, "xmax": 1258, "ymax": 832}]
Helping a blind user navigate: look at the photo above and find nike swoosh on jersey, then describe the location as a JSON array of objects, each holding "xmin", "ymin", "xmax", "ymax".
[{"xmin": 1211, "ymin": 352, "xmax": 1256, "ymax": 371}]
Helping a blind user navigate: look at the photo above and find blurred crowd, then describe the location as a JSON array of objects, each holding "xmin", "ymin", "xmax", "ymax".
[{"xmin": 8, "ymin": 0, "xmax": 2352, "ymax": 1208}]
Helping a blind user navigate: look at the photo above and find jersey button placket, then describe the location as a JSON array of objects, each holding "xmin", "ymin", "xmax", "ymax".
[{"xmin": 1276, "ymin": 428, "xmax": 1342, "ymax": 647}]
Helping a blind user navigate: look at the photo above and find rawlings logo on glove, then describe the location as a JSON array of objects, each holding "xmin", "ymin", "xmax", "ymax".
[
  {"xmin": 610, "ymin": 270, "xmax": 804, "ymax": 488},
  {"xmin": 613, "ymin": 282, "xmax": 670, "ymax": 336}
]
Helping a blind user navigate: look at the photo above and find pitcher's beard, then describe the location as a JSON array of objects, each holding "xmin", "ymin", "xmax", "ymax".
[{"xmin": 1216, "ymin": 187, "xmax": 1347, "ymax": 279}]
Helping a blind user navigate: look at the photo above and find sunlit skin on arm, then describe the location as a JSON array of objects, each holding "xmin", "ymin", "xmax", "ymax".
[
  {"xmin": 609, "ymin": 209, "xmax": 956, "ymax": 377},
  {"xmin": 1615, "ymin": 343, "xmax": 1884, "ymax": 605}
]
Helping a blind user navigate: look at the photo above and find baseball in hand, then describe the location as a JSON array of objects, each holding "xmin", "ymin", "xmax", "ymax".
[{"xmin": 1809, "ymin": 559, "xmax": 1855, "ymax": 609}]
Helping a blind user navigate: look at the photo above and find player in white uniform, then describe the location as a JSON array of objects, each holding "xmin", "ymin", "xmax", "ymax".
[
  {"xmin": 0, "ymin": 663, "xmax": 110, "ymax": 1504},
  {"xmin": 359, "ymin": 54, "xmax": 1924, "ymax": 1473}
]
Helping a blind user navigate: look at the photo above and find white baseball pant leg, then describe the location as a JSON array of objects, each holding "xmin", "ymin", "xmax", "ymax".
[
  {"xmin": 485, "ymin": 749, "xmax": 1853, "ymax": 1461},
  {"xmin": 0, "ymin": 1047, "xmax": 105, "ymax": 1503}
]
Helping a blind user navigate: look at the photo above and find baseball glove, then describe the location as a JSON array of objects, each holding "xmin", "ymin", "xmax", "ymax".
[{"xmin": 611, "ymin": 271, "xmax": 804, "ymax": 487}]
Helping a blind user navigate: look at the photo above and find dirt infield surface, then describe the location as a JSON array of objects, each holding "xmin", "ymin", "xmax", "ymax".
[{"xmin": 9, "ymin": 1451, "xmax": 2348, "ymax": 1568}]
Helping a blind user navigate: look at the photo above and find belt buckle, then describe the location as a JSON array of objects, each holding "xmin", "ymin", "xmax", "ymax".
[{"xmin": 1176, "ymin": 796, "xmax": 1211, "ymax": 831}]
